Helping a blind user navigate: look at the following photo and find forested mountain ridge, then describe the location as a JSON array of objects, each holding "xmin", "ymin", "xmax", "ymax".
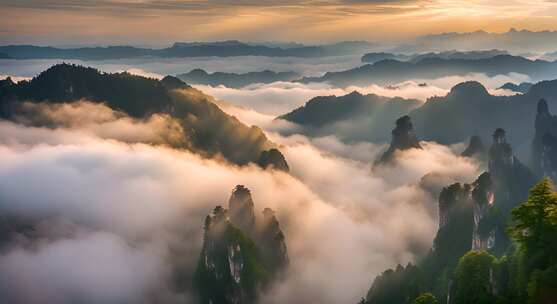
[
  {"xmin": 0, "ymin": 63, "xmax": 290, "ymax": 167},
  {"xmin": 278, "ymin": 80, "xmax": 557, "ymax": 151}
]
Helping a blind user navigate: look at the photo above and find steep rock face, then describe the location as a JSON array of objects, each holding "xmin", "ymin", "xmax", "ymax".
[
  {"xmin": 229, "ymin": 185, "xmax": 256, "ymax": 234},
  {"xmin": 470, "ymin": 173, "xmax": 495, "ymax": 251},
  {"xmin": 194, "ymin": 186, "xmax": 288, "ymax": 304},
  {"xmin": 430, "ymin": 183, "xmax": 474, "ymax": 286},
  {"xmin": 257, "ymin": 148, "xmax": 289, "ymax": 172},
  {"xmin": 378, "ymin": 115, "xmax": 422, "ymax": 163},
  {"xmin": 438, "ymin": 183, "xmax": 472, "ymax": 229},
  {"xmin": 257, "ymin": 208, "xmax": 289, "ymax": 273},
  {"xmin": 488, "ymin": 128, "xmax": 536, "ymax": 216},
  {"xmin": 532, "ymin": 99, "xmax": 557, "ymax": 180},
  {"xmin": 461, "ymin": 135, "xmax": 487, "ymax": 161},
  {"xmin": 193, "ymin": 206, "xmax": 268, "ymax": 304}
]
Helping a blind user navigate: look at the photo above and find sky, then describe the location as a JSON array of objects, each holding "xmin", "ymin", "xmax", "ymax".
[{"xmin": 1, "ymin": 0, "xmax": 557, "ymax": 46}]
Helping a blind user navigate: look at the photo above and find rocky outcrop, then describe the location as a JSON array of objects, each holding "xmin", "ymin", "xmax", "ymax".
[
  {"xmin": 229, "ymin": 185, "xmax": 256, "ymax": 234},
  {"xmin": 160, "ymin": 75, "xmax": 191, "ymax": 90},
  {"xmin": 257, "ymin": 208, "xmax": 289, "ymax": 273},
  {"xmin": 532, "ymin": 99, "xmax": 557, "ymax": 180},
  {"xmin": 488, "ymin": 128, "xmax": 514, "ymax": 173},
  {"xmin": 193, "ymin": 206, "xmax": 267, "ymax": 304},
  {"xmin": 461, "ymin": 135, "xmax": 487, "ymax": 161},
  {"xmin": 488, "ymin": 128, "xmax": 536, "ymax": 216},
  {"xmin": 438, "ymin": 183, "xmax": 472, "ymax": 229},
  {"xmin": 471, "ymin": 173, "xmax": 495, "ymax": 251},
  {"xmin": 194, "ymin": 186, "xmax": 288, "ymax": 304},
  {"xmin": 257, "ymin": 148, "xmax": 289, "ymax": 172},
  {"xmin": 378, "ymin": 115, "xmax": 422, "ymax": 163}
]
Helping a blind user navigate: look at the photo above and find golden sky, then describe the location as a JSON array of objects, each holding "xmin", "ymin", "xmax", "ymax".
[{"xmin": 1, "ymin": 0, "xmax": 557, "ymax": 45}]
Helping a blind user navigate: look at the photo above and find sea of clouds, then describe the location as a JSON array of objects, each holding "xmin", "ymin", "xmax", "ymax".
[{"xmin": 0, "ymin": 96, "xmax": 482, "ymax": 303}]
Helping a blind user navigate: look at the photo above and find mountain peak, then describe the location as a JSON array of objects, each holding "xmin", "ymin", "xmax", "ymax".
[
  {"xmin": 461, "ymin": 135, "xmax": 487, "ymax": 159},
  {"xmin": 377, "ymin": 115, "xmax": 421, "ymax": 164},
  {"xmin": 257, "ymin": 148, "xmax": 289, "ymax": 172},
  {"xmin": 229, "ymin": 185, "xmax": 256, "ymax": 232},
  {"xmin": 160, "ymin": 75, "xmax": 190, "ymax": 90},
  {"xmin": 449, "ymin": 81, "xmax": 489, "ymax": 98}
]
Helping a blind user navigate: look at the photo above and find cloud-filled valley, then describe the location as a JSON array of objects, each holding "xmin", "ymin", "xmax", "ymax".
[
  {"xmin": 0, "ymin": 95, "xmax": 482, "ymax": 303},
  {"xmin": 2, "ymin": 28, "xmax": 557, "ymax": 303}
]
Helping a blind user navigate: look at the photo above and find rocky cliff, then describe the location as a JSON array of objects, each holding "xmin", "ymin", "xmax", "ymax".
[
  {"xmin": 257, "ymin": 149, "xmax": 290, "ymax": 172},
  {"xmin": 377, "ymin": 115, "xmax": 422, "ymax": 163},
  {"xmin": 194, "ymin": 186, "xmax": 288, "ymax": 304},
  {"xmin": 461, "ymin": 135, "xmax": 487, "ymax": 161},
  {"xmin": 193, "ymin": 206, "xmax": 268, "ymax": 304},
  {"xmin": 532, "ymin": 98, "xmax": 557, "ymax": 180}
]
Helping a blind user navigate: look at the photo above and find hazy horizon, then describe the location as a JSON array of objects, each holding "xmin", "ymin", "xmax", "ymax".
[{"xmin": 2, "ymin": 0, "xmax": 557, "ymax": 46}]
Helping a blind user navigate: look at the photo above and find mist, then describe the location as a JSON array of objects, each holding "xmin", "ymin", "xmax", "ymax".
[
  {"xmin": 0, "ymin": 55, "xmax": 362, "ymax": 80},
  {"xmin": 0, "ymin": 97, "xmax": 481, "ymax": 303},
  {"xmin": 196, "ymin": 73, "xmax": 531, "ymax": 116}
]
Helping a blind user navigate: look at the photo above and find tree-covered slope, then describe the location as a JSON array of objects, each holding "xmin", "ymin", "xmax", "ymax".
[{"xmin": 0, "ymin": 64, "xmax": 283, "ymax": 166}]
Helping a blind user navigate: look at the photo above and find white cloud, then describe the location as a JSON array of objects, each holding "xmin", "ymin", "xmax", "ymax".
[
  {"xmin": 0, "ymin": 113, "xmax": 480, "ymax": 303},
  {"xmin": 197, "ymin": 72, "xmax": 532, "ymax": 116}
]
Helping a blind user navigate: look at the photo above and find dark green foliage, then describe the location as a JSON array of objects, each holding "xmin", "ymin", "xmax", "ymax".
[
  {"xmin": 257, "ymin": 148, "xmax": 290, "ymax": 172},
  {"xmin": 412, "ymin": 293, "xmax": 439, "ymax": 304},
  {"xmin": 194, "ymin": 187, "xmax": 288, "ymax": 304},
  {"xmin": 509, "ymin": 178, "xmax": 557, "ymax": 269},
  {"xmin": 0, "ymin": 63, "xmax": 277, "ymax": 165},
  {"xmin": 13, "ymin": 64, "xmax": 173, "ymax": 117},
  {"xmin": 364, "ymin": 176, "xmax": 557, "ymax": 304},
  {"xmin": 169, "ymin": 88, "xmax": 273, "ymax": 164},
  {"xmin": 527, "ymin": 265, "xmax": 557, "ymax": 304},
  {"xmin": 193, "ymin": 212, "xmax": 269, "ymax": 304},
  {"xmin": 454, "ymin": 251, "xmax": 497, "ymax": 304},
  {"xmin": 426, "ymin": 183, "xmax": 473, "ymax": 277},
  {"xmin": 365, "ymin": 263, "xmax": 423, "ymax": 304}
]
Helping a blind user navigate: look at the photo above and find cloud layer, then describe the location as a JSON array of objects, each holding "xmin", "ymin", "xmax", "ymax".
[
  {"xmin": 200, "ymin": 72, "xmax": 530, "ymax": 116},
  {"xmin": 0, "ymin": 98, "xmax": 481, "ymax": 303}
]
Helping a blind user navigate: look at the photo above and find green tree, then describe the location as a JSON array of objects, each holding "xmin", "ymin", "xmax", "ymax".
[
  {"xmin": 412, "ymin": 292, "xmax": 438, "ymax": 304},
  {"xmin": 454, "ymin": 251, "xmax": 497, "ymax": 304},
  {"xmin": 509, "ymin": 177, "xmax": 557, "ymax": 269}
]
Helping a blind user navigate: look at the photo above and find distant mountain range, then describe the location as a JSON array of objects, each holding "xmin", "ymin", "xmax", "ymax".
[
  {"xmin": 361, "ymin": 49, "xmax": 509, "ymax": 64},
  {"xmin": 498, "ymin": 82, "xmax": 533, "ymax": 94},
  {"xmin": 0, "ymin": 41, "xmax": 375, "ymax": 60},
  {"xmin": 177, "ymin": 69, "xmax": 298, "ymax": 88},
  {"xmin": 278, "ymin": 79, "xmax": 557, "ymax": 151},
  {"xmin": 278, "ymin": 91, "xmax": 421, "ymax": 142},
  {"xmin": 299, "ymin": 55, "xmax": 557, "ymax": 86},
  {"xmin": 397, "ymin": 29, "xmax": 557, "ymax": 53}
]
